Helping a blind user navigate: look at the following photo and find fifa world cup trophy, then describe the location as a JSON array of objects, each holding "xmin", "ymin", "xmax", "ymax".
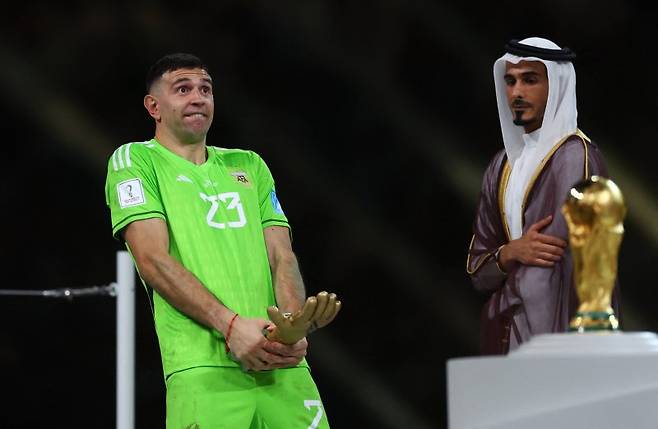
[{"xmin": 562, "ymin": 176, "xmax": 626, "ymax": 332}]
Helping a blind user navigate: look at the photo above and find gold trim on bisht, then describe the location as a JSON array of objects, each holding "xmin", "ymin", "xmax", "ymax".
[
  {"xmin": 498, "ymin": 161, "xmax": 512, "ymax": 242},
  {"xmin": 520, "ymin": 129, "xmax": 591, "ymax": 229},
  {"xmin": 582, "ymin": 131, "xmax": 590, "ymax": 179},
  {"xmin": 466, "ymin": 235, "xmax": 488, "ymax": 275},
  {"xmin": 465, "ymin": 236, "xmax": 506, "ymax": 275}
]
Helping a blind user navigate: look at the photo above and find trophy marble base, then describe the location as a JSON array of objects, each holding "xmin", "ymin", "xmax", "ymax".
[
  {"xmin": 510, "ymin": 331, "xmax": 658, "ymax": 356},
  {"xmin": 447, "ymin": 331, "xmax": 658, "ymax": 429}
]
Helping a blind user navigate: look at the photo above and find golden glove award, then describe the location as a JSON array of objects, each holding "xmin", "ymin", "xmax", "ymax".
[{"xmin": 561, "ymin": 175, "xmax": 624, "ymax": 332}]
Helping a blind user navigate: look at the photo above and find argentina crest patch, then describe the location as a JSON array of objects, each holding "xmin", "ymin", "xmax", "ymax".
[{"xmin": 230, "ymin": 170, "xmax": 252, "ymax": 187}]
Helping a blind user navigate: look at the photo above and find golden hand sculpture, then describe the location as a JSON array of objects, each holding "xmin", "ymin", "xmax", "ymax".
[
  {"xmin": 562, "ymin": 176, "xmax": 625, "ymax": 332},
  {"xmin": 266, "ymin": 291, "xmax": 342, "ymax": 344}
]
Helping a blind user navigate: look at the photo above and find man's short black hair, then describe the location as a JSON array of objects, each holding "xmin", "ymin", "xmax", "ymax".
[{"xmin": 145, "ymin": 53, "xmax": 209, "ymax": 93}]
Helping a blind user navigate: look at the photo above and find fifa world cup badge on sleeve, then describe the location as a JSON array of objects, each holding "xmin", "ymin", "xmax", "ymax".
[
  {"xmin": 118, "ymin": 178, "xmax": 146, "ymax": 208},
  {"xmin": 270, "ymin": 189, "xmax": 284, "ymax": 215}
]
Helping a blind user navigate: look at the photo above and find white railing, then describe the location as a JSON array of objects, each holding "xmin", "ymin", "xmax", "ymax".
[{"xmin": 116, "ymin": 251, "xmax": 135, "ymax": 429}]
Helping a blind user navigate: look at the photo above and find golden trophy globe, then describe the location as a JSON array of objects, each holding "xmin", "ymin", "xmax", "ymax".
[{"xmin": 562, "ymin": 175, "xmax": 625, "ymax": 333}]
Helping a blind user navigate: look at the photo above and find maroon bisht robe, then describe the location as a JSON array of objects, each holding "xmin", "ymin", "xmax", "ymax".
[{"xmin": 467, "ymin": 131, "xmax": 621, "ymax": 354}]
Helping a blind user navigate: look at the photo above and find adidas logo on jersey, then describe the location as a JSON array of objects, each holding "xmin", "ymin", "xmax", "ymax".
[{"xmin": 176, "ymin": 175, "xmax": 193, "ymax": 183}]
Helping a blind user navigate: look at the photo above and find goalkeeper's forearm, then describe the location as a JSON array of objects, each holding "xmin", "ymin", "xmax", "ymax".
[
  {"xmin": 264, "ymin": 225, "xmax": 306, "ymax": 313},
  {"xmin": 272, "ymin": 250, "xmax": 306, "ymax": 312}
]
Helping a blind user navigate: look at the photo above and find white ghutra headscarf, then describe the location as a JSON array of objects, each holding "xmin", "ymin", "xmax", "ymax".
[{"xmin": 493, "ymin": 37, "xmax": 578, "ymax": 239}]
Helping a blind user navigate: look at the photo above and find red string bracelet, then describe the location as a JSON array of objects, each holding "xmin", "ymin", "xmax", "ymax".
[{"xmin": 225, "ymin": 313, "xmax": 239, "ymax": 354}]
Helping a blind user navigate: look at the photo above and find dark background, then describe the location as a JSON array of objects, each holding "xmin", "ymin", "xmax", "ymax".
[{"xmin": 1, "ymin": 1, "xmax": 657, "ymax": 428}]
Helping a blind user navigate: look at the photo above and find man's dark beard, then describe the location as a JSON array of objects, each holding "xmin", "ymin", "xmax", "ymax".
[
  {"xmin": 511, "ymin": 99, "xmax": 532, "ymax": 125},
  {"xmin": 512, "ymin": 110, "xmax": 531, "ymax": 126}
]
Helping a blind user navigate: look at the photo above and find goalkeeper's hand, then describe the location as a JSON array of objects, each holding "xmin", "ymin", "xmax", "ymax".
[{"xmin": 266, "ymin": 291, "xmax": 342, "ymax": 344}]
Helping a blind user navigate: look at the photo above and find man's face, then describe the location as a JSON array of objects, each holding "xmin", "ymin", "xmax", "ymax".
[
  {"xmin": 504, "ymin": 60, "xmax": 548, "ymax": 133},
  {"xmin": 147, "ymin": 67, "xmax": 214, "ymax": 143}
]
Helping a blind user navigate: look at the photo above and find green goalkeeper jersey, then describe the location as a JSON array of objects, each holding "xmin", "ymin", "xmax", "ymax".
[{"xmin": 105, "ymin": 139, "xmax": 298, "ymax": 375}]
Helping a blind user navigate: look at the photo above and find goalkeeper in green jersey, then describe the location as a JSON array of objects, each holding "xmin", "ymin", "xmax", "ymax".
[{"xmin": 105, "ymin": 53, "xmax": 340, "ymax": 428}]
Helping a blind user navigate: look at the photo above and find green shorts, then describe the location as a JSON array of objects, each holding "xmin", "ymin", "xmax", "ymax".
[{"xmin": 165, "ymin": 366, "xmax": 330, "ymax": 429}]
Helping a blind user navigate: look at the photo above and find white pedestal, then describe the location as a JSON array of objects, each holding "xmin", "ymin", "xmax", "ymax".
[{"xmin": 447, "ymin": 332, "xmax": 658, "ymax": 429}]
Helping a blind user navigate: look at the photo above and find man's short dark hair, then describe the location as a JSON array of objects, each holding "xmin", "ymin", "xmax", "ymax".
[{"xmin": 145, "ymin": 53, "xmax": 209, "ymax": 93}]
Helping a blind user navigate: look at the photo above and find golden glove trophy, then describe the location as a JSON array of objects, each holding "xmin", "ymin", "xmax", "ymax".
[
  {"xmin": 562, "ymin": 175, "xmax": 625, "ymax": 333},
  {"xmin": 266, "ymin": 291, "xmax": 342, "ymax": 344}
]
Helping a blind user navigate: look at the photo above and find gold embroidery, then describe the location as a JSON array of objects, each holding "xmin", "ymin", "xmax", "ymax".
[
  {"xmin": 498, "ymin": 161, "xmax": 512, "ymax": 241},
  {"xmin": 466, "ymin": 235, "xmax": 494, "ymax": 275}
]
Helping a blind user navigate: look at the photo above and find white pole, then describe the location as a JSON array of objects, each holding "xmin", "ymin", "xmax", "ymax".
[{"xmin": 116, "ymin": 250, "xmax": 135, "ymax": 429}]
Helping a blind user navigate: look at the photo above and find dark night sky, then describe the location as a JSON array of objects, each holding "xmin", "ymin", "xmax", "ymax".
[{"xmin": 0, "ymin": 1, "xmax": 657, "ymax": 428}]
